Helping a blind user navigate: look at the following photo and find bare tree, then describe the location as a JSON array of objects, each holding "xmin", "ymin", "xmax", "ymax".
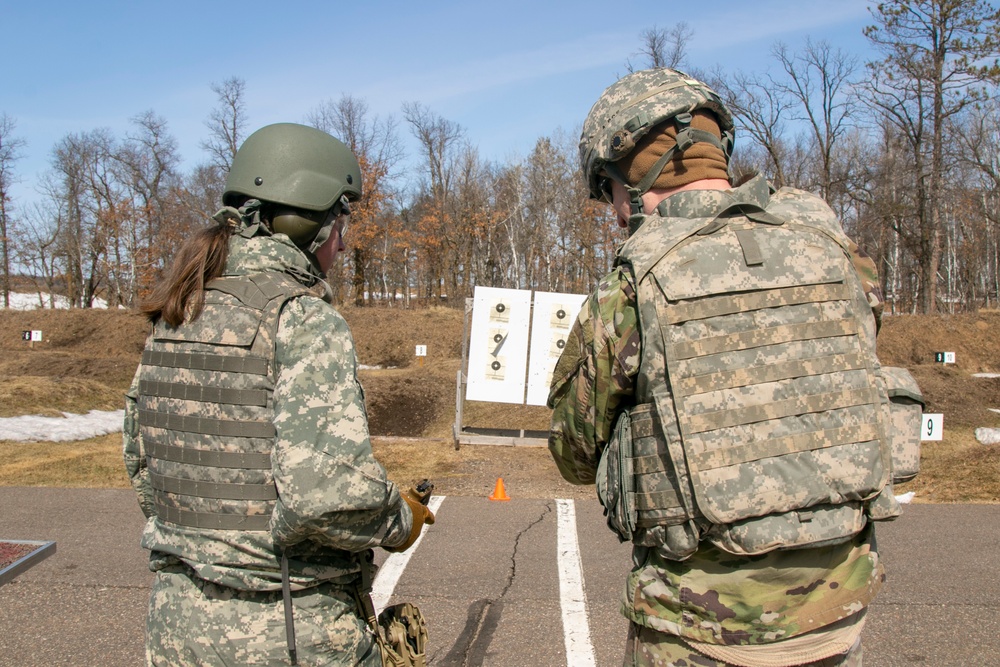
[
  {"xmin": 864, "ymin": 0, "xmax": 1000, "ymax": 313},
  {"xmin": 627, "ymin": 23, "xmax": 693, "ymax": 72},
  {"xmin": 0, "ymin": 113, "xmax": 26, "ymax": 308},
  {"xmin": 117, "ymin": 111, "xmax": 181, "ymax": 302},
  {"xmin": 308, "ymin": 95, "xmax": 404, "ymax": 305},
  {"xmin": 772, "ymin": 39, "xmax": 860, "ymax": 202},
  {"xmin": 201, "ymin": 77, "xmax": 247, "ymax": 174},
  {"xmin": 713, "ymin": 68, "xmax": 794, "ymax": 188},
  {"xmin": 402, "ymin": 102, "xmax": 465, "ymax": 301}
]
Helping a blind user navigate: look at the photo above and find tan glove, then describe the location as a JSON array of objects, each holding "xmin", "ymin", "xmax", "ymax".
[{"xmin": 385, "ymin": 483, "xmax": 436, "ymax": 553}]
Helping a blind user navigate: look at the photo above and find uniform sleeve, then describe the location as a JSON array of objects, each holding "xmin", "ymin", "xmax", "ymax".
[
  {"xmin": 547, "ymin": 267, "xmax": 641, "ymax": 485},
  {"xmin": 269, "ymin": 296, "xmax": 412, "ymax": 552},
  {"xmin": 845, "ymin": 237, "xmax": 884, "ymax": 332},
  {"xmin": 123, "ymin": 363, "xmax": 155, "ymax": 518}
]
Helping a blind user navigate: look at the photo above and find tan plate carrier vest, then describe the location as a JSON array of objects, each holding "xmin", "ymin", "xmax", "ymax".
[
  {"xmin": 598, "ymin": 189, "xmax": 922, "ymax": 559},
  {"xmin": 139, "ymin": 272, "xmax": 311, "ymax": 533}
]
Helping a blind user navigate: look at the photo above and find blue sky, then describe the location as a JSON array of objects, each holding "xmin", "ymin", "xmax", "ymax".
[{"xmin": 2, "ymin": 0, "xmax": 876, "ymax": 208}]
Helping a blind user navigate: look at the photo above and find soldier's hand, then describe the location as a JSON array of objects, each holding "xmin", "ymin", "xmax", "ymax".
[{"xmin": 385, "ymin": 486, "xmax": 436, "ymax": 553}]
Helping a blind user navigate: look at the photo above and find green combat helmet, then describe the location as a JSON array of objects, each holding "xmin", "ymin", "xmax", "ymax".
[
  {"xmin": 224, "ymin": 123, "xmax": 362, "ymax": 253},
  {"xmin": 579, "ymin": 68, "xmax": 735, "ymax": 220}
]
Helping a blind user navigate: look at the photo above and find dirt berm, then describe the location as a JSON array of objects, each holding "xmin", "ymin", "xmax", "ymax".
[{"xmin": 2, "ymin": 305, "xmax": 998, "ymax": 500}]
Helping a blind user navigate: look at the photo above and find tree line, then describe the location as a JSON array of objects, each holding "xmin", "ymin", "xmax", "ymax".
[{"xmin": 1, "ymin": 0, "xmax": 999, "ymax": 315}]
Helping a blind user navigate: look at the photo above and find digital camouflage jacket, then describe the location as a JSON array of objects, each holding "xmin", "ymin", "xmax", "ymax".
[
  {"xmin": 124, "ymin": 232, "xmax": 411, "ymax": 592},
  {"xmin": 547, "ymin": 175, "xmax": 885, "ymax": 645}
]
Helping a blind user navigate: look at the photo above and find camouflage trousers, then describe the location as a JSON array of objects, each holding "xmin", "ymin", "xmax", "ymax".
[
  {"xmin": 146, "ymin": 565, "xmax": 381, "ymax": 666},
  {"xmin": 623, "ymin": 623, "xmax": 863, "ymax": 667}
]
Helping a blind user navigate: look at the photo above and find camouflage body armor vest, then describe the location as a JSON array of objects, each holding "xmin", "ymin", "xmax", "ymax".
[
  {"xmin": 599, "ymin": 186, "xmax": 918, "ymax": 560},
  {"xmin": 138, "ymin": 272, "xmax": 311, "ymax": 533}
]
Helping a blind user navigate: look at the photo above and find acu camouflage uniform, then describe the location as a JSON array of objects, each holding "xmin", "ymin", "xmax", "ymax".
[
  {"xmin": 124, "ymin": 230, "xmax": 411, "ymax": 666},
  {"xmin": 548, "ymin": 175, "xmax": 887, "ymax": 665}
]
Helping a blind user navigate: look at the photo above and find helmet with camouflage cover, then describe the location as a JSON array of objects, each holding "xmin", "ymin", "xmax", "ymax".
[
  {"xmin": 579, "ymin": 67, "xmax": 735, "ymax": 205},
  {"xmin": 223, "ymin": 123, "xmax": 362, "ymax": 252}
]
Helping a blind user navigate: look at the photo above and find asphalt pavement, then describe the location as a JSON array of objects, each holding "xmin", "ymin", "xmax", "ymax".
[{"xmin": 1, "ymin": 487, "xmax": 997, "ymax": 667}]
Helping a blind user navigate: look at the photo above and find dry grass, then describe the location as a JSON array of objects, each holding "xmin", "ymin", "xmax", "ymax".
[
  {"xmin": 895, "ymin": 426, "xmax": 1000, "ymax": 503},
  {"xmin": 0, "ymin": 433, "xmax": 131, "ymax": 488},
  {"xmin": 0, "ymin": 376, "xmax": 124, "ymax": 418},
  {"xmin": 0, "ymin": 307, "xmax": 996, "ymax": 503},
  {"xmin": 372, "ymin": 437, "xmax": 465, "ymax": 482},
  {"xmin": 3, "ymin": 427, "xmax": 994, "ymax": 507}
]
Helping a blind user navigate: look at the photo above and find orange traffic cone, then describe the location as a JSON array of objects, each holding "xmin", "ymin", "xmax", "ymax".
[{"xmin": 489, "ymin": 477, "xmax": 510, "ymax": 501}]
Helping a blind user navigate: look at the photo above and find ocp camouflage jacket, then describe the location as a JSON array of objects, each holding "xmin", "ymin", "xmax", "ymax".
[{"xmin": 547, "ymin": 175, "xmax": 885, "ymax": 645}]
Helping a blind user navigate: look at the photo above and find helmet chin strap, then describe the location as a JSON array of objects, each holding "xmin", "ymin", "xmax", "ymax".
[
  {"xmin": 306, "ymin": 220, "xmax": 334, "ymax": 255},
  {"xmin": 305, "ymin": 196, "xmax": 349, "ymax": 254},
  {"xmin": 602, "ymin": 121, "xmax": 732, "ymax": 235}
]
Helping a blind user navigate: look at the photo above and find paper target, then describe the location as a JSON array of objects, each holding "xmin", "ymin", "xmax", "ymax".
[
  {"xmin": 466, "ymin": 287, "xmax": 531, "ymax": 404},
  {"xmin": 525, "ymin": 291, "xmax": 587, "ymax": 406}
]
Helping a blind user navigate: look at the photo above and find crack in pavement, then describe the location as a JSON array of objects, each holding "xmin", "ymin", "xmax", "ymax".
[{"xmin": 437, "ymin": 501, "xmax": 555, "ymax": 667}]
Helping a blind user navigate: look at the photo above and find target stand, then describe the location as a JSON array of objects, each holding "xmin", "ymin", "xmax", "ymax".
[{"xmin": 453, "ymin": 288, "xmax": 586, "ymax": 448}]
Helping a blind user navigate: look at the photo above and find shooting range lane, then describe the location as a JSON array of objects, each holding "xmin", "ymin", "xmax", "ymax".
[
  {"xmin": 384, "ymin": 496, "xmax": 573, "ymax": 666},
  {"xmin": 1, "ymin": 488, "xmax": 999, "ymax": 666},
  {"xmin": 0, "ymin": 487, "xmax": 150, "ymax": 666},
  {"xmin": 861, "ymin": 504, "xmax": 1000, "ymax": 665}
]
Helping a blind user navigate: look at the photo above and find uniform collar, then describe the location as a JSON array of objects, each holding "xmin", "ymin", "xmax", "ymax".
[{"xmin": 649, "ymin": 174, "xmax": 771, "ymax": 223}]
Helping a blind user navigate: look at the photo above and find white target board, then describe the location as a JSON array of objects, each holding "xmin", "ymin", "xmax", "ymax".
[
  {"xmin": 466, "ymin": 286, "xmax": 532, "ymax": 404},
  {"xmin": 525, "ymin": 291, "xmax": 587, "ymax": 406}
]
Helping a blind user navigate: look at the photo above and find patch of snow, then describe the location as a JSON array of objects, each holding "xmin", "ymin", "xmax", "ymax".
[
  {"xmin": 975, "ymin": 428, "xmax": 1000, "ymax": 446},
  {"xmin": 973, "ymin": 373, "xmax": 1000, "ymax": 379},
  {"xmin": 2, "ymin": 292, "xmax": 109, "ymax": 310},
  {"xmin": 0, "ymin": 410, "xmax": 124, "ymax": 442},
  {"xmin": 895, "ymin": 491, "xmax": 915, "ymax": 504}
]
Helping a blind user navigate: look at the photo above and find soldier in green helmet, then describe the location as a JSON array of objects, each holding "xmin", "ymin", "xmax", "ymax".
[
  {"xmin": 549, "ymin": 68, "xmax": 909, "ymax": 666},
  {"xmin": 124, "ymin": 123, "xmax": 435, "ymax": 666}
]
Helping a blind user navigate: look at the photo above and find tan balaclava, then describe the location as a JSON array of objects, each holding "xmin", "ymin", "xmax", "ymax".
[{"xmin": 616, "ymin": 110, "xmax": 729, "ymax": 190}]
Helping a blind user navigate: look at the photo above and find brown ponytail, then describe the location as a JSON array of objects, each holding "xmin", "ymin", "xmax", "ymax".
[{"xmin": 141, "ymin": 220, "xmax": 234, "ymax": 326}]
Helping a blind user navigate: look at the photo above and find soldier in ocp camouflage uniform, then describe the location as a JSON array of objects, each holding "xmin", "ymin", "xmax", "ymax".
[
  {"xmin": 124, "ymin": 123, "xmax": 435, "ymax": 666},
  {"xmin": 548, "ymin": 69, "xmax": 893, "ymax": 667}
]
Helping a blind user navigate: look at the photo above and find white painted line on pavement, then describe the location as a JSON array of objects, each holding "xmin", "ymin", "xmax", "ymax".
[
  {"xmin": 556, "ymin": 498, "xmax": 596, "ymax": 667},
  {"xmin": 371, "ymin": 494, "xmax": 445, "ymax": 612}
]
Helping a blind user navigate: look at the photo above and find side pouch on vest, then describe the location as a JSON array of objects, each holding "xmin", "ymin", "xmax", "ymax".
[
  {"xmin": 597, "ymin": 411, "xmax": 635, "ymax": 543},
  {"xmin": 881, "ymin": 366, "xmax": 924, "ymax": 483},
  {"xmin": 707, "ymin": 502, "xmax": 869, "ymax": 555},
  {"xmin": 630, "ymin": 401, "xmax": 701, "ymax": 559},
  {"xmin": 866, "ymin": 484, "xmax": 902, "ymax": 521},
  {"xmin": 377, "ymin": 603, "xmax": 428, "ymax": 667}
]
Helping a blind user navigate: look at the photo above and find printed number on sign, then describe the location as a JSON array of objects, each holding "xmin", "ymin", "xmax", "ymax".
[{"xmin": 921, "ymin": 414, "xmax": 943, "ymax": 441}]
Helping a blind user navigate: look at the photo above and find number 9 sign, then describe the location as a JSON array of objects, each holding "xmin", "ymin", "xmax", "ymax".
[{"xmin": 921, "ymin": 414, "xmax": 943, "ymax": 441}]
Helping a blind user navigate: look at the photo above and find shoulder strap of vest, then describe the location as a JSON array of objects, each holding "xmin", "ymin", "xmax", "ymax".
[
  {"xmin": 208, "ymin": 271, "xmax": 313, "ymax": 311},
  {"xmin": 767, "ymin": 187, "xmax": 854, "ymax": 255}
]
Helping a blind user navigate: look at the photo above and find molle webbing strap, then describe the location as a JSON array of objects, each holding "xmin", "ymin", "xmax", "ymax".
[
  {"xmin": 153, "ymin": 498, "xmax": 271, "ymax": 531},
  {"xmin": 674, "ymin": 351, "xmax": 867, "ymax": 395},
  {"xmin": 670, "ymin": 318, "xmax": 858, "ymax": 360},
  {"xmin": 149, "ymin": 471, "xmax": 277, "ymax": 501},
  {"xmin": 682, "ymin": 387, "xmax": 878, "ymax": 435},
  {"xmin": 688, "ymin": 422, "xmax": 881, "ymax": 471},
  {"xmin": 142, "ymin": 350, "xmax": 269, "ymax": 376},
  {"xmin": 146, "ymin": 441, "xmax": 272, "ymax": 469},
  {"xmin": 633, "ymin": 488, "xmax": 684, "ymax": 511},
  {"xmin": 139, "ymin": 409, "xmax": 276, "ymax": 438},
  {"xmin": 627, "ymin": 404, "xmax": 689, "ymax": 520},
  {"xmin": 139, "ymin": 379, "xmax": 269, "ymax": 407},
  {"xmin": 664, "ymin": 283, "xmax": 850, "ymax": 325}
]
